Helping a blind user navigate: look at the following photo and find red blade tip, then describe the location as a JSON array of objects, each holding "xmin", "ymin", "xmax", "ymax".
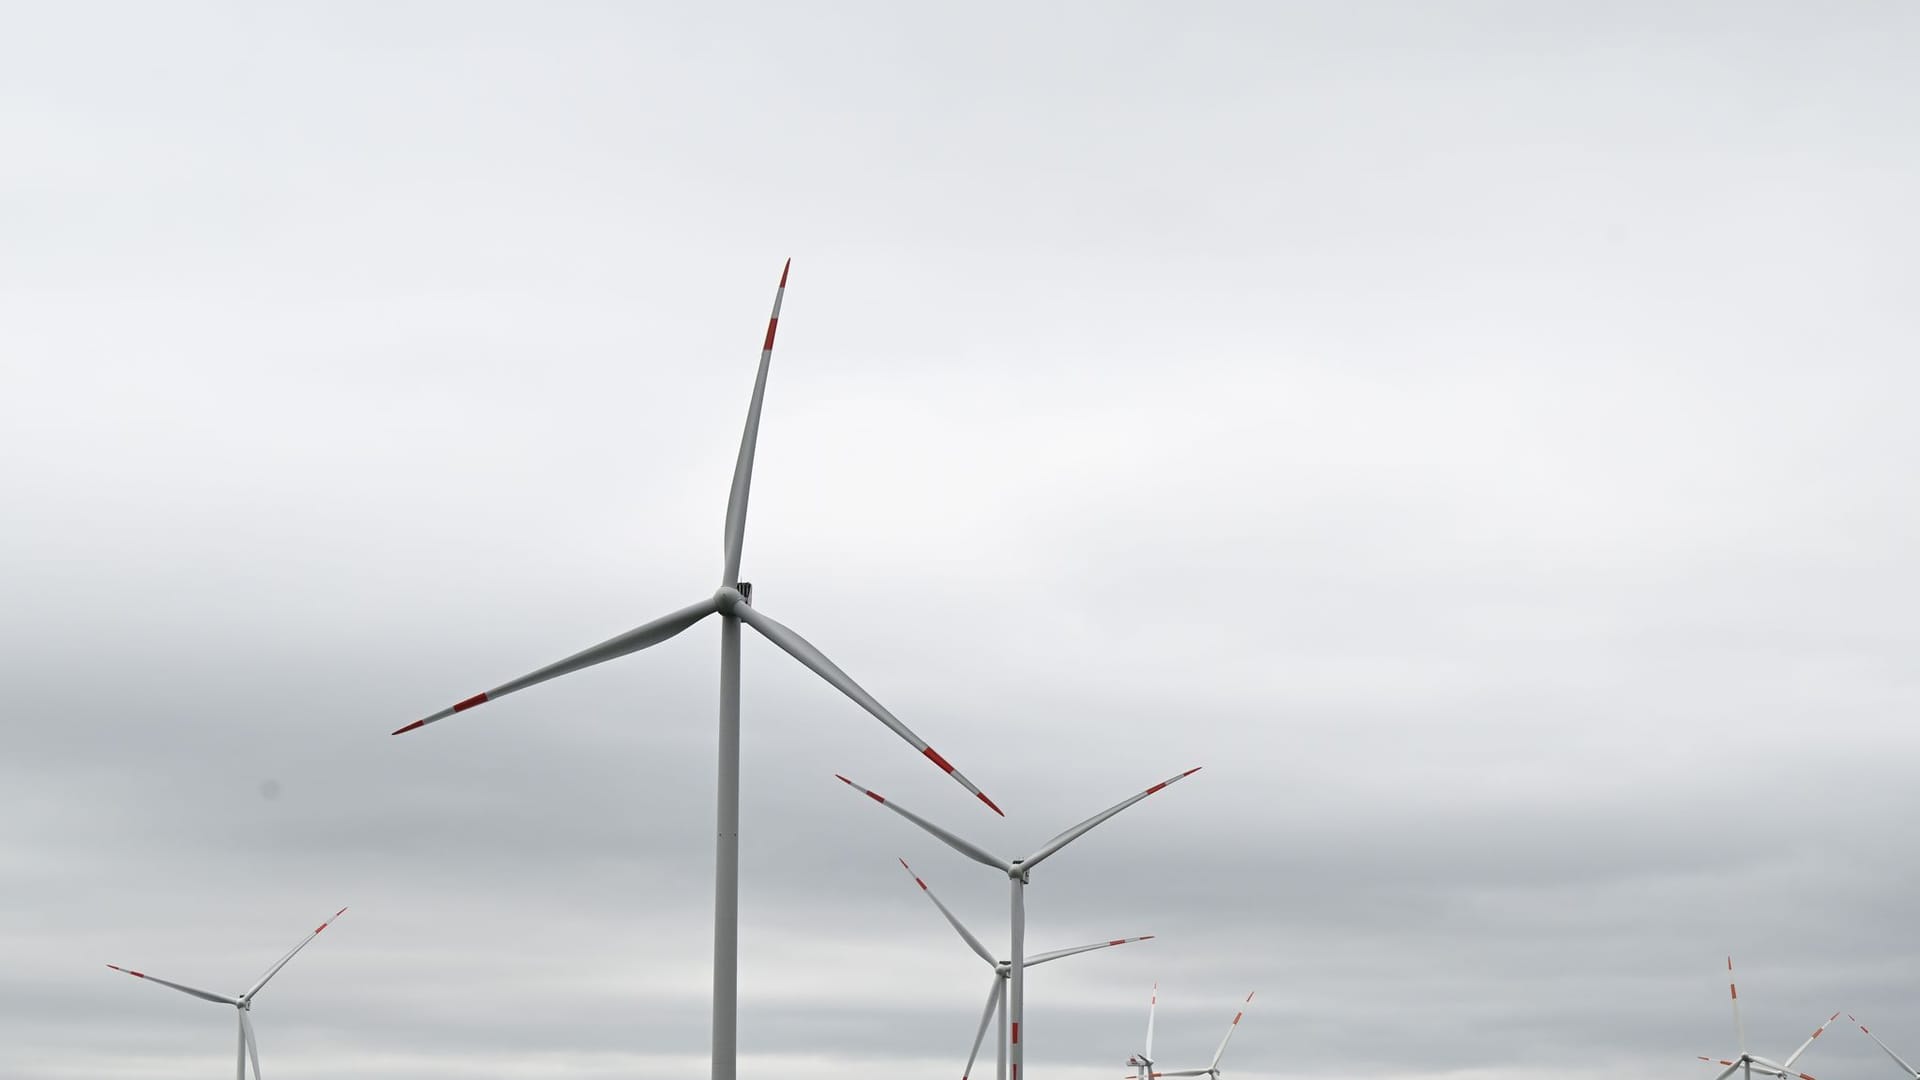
[
  {"xmin": 978, "ymin": 791, "xmax": 1005, "ymax": 816},
  {"xmin": 392, "ymin": 719, "xmax": 426, "ymax": 735},
  {"xmin": 779, "ymin": 259, "xmax": 791, "ymax": 288}
]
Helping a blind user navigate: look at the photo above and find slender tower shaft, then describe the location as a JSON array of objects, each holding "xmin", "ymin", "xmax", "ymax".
[
  {"xmin": 1008, "ymin": 873, "xmax": 1026, "ymax": 1079},
  {"xmin": 713, "ymin": 613, "xmax": 742, "ymax": 1080}
]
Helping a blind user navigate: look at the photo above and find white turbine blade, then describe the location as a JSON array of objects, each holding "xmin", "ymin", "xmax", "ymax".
[
  {"xmin": 1782, "ymin": 1012, "xmax": 1839, "ymax": 1068},
  {"xmin": 241, "ymin": 908, "xmax": 346, "ymax": 1001},
  {"xmin": 241, "ymin": 1011, "xmax": 263, "ymax": 1079},
  {"xmin": 1146, "ymin": 981, "xmax": 1158, "ymax": 1062},
  {"xmin": 393, "ymin": 599, "xmax": 719, "ymax": 734},
  {"xmin": 1157, "ymin": 1071, "xmax": 1210, "ymax": 1077},
  {"xmin": 105, "ymin": 965, "xmax": 237, "ymax": 1005},
  {"xmin": 898, "ymin": 858, "xmax": 997, "ymax": 966},
  {"xmin": 1854, "ymin": 1016, "xmax": 1920, "ymax": 1077},
  {"xmin": 836, "ymin": 776, "xmax": 1008, "ymax": 871},
  {"xmin": 740, "ymin": 604, "xmax": 1002, "ymax": 814},
  {"xmin": 1727, "ymin": 957, "xmax": 1748, "ymax": 1054},
  {"xmin": 1026, "ymin": 935, "xmax": 1154, "ymax": 967},
  {"xmin": 1021, "ymin": 768, "xmax": 1200, "ymax": 869},
  {"xmin": 721, "ymin": 259, "xmax": 789, "ymax": 587},
  {"xmin": 1208, "ymin": 991, "xmax": 1254, "ymax": 1070},
  {"xmin": 962, "ymin": 976, "xmax": 1003, "ymax": 1080}
]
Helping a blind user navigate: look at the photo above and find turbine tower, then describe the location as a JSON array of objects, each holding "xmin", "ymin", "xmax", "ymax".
[
  {"xmin": 838, "ymin": 766, "xmax": 1200, "ymax": 1079},
  {"xmin": 1695, "ymin": 958, "xmax": 1835, "ymax": 1080},
  {"xmin": 106, "ymin": 907, "xmax": 346, "ymax": 1079},
  {"xmin": 897, "ymin": 857, "xmax": 1152, "ymax": 1080},
  {"xmin": 391, "ymin": 263, "xmax": 998, "ymax": 1080}
]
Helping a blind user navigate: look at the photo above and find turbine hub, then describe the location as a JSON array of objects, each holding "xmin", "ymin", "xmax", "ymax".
[{"xmin": 714, "ymin": 585, "xmax": 749, "ymax": 613}]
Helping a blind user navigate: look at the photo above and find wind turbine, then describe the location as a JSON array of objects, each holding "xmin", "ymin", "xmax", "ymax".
[
  {"xmin": 1124, "ymin": 981, "xmax": 1159, "ymax": 1080},
  {"xmin": 896, "ymin": 856, "xmax": 1152, "ymax": 1080},
  {"xmin": 1851, "ymin": 1016, "xmax": 1920, "ymax": 1078},
  {"xmin": 1152, "ymin": 991, "xmax": 1255, "ymax": 1080},
  {"xmin": 1695, "ymin": 957, "xmax": 1835, "ymax": 1080},
  {"xmin": 105, "ymin": 907, "xmax": 346, "ymax": 1080},
  {"xmin": 389, "ymin": 263, "xmax": 998, "ymax": 1080},
  {"xmin": 838, "ymin": 766, "xmax": 1201, "ymax": 1079}
]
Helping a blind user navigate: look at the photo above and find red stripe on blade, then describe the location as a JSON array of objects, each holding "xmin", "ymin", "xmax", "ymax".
[
  {"xmin": 453, "ymin": 692, "xmax": 488, "ymax": 712},
  {"xmin": 762, "ymin": 319, "xmax": 778, "ymax": 351},
  {"xmin": 923, "ymin": 747, "xmax": 956, "ymax": 774},
  {"xmin": 865, "ymin": 790, "xmax": 885, "ymax": 804},
  {"xmin": 977, "ymin": 791, "xmax": 1005, "ymax": 817}
]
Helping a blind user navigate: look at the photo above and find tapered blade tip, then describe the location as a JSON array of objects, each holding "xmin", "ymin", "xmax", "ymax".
[
  {"xmin": 780, "ymin": 259, "xmax": 791, "ymax": 287},
  {"xmin": 392, "ymin": 719, "xmax": 427, "ymax": 735},
  {"xmin": 977, "ymin": 791, "xmax": 1005, "ymax": 816},
  {"xmin": 834, "ymin": 774, "xmax": 852, "ymax": 786}
]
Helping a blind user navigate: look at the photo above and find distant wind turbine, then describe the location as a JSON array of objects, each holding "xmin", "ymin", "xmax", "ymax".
[
  {"xmin": 106, "ymin": 907, "xmax": 346, "ymax": 1080},
  {"xmin": 838, "ymin": 767, "xmax": 1200, "ymax": 1079},
  {"xmin": 1125, "ymin": 981, "xmax": 1159, "ymax": 1080},
  {"xmin": 390, "ymin": 263, "xmax": 998, "ymax": 1080},
  {"xmin": 1141, "ymin": 991, "xmax": 1255, "ymax": 1080},
  {"xmin": 1852, "ymin": 1016, "xmax": 1920, "ymax": 1078},
  {"xmin": 1696, "ymin": 958, "xmax": 1835, "ymax": 1080},
  {"xmin": 896, "ymin": 857, "xmax": 1152, "ymax": 1080}
]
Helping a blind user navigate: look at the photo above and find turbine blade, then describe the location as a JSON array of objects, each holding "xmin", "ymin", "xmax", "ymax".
[
  {"xmin": 1157, "ymin": 1071, "xmax": 1210, "ymax": 1077},
  {"xmin": 1706, "ymin": 1064, "xmax": 1740, "ymax": 1080},
  {"xmin": 836, "ymin": 776, "xmax": 1008, "ymax": 871},
  {"xmin": 105, "ymin": 965, "xmax": 237, "ymax": 1005},
  {"xmin": 962, "ymin": 976, "xmax": 1002, "ymax": 1080},
  {"xmin": 722, "ymin": 259, "xmax": 789, "ymax": 586},
  {"xmin": 898, "ymin": 858, "xmax": 997, "ymax": 966},
  {"xmin": 241, "ymin": 1011, "xmax": 263, "ymax": 1079},
  {"xmin": 1854, "ymin": 1016, "xmax": 1920, "ymax": 1077},
  {"xmin": 739, "ymin": 603, "xmax": 1000, "ymax": 814},
  {"xmin": 1022, "ymin": 768, "xmax": 1201, "ymax": 870},
  {"xmin": 1782, "ymin": 1012, "xmax": 1839, "ymax": 1068},
  {"xmin": 1025, "ymin": 936, "xmax": 1153, "ymax": 967},
  {"xmin": 241, "ymin": 908, "xmax": 346, "ymax": 1001},
  {"xmin": 1146, "ymin": 981, "xmax": 1158, "ymax": 1061},
  {"xmin": 393, "ymin": 599, "xmax": 718, "ymax": 734},
  {"xmin": 1208, "ymin": 991, "xmax": 1254, "ymax": 1070}
]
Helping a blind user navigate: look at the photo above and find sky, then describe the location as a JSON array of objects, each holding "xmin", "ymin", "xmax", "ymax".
[{"xmin": 4, "ymin": 2, "xmax": 1919, "ymax": 1078}]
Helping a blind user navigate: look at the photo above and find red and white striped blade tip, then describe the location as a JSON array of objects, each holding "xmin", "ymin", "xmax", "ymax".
[
  {"xmin": 920, "ymin": 747, "xmax": 1003, "ymax": 816},
  {"xmin": 316, "ymin": 907, "xmax": 347, "ymax": 930},
  {"xmin": 1144, "ymin": 767, "xmax": 1202, "ymax": 795},
  {"xmin": 393, "ymin": 692, "xmax": 490, "ymax": 734},
  {"xmin": 780, "ymin": 258, "xmax": 790, "ymax": 287}
]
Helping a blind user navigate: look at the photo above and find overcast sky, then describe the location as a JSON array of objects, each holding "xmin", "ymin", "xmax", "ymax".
[{"xmin": 5, "ymin": 3, "xmax": 1919, "ymax": 1078}]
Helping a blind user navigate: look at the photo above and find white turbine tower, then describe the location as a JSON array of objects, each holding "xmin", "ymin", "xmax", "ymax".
[
  {"xmin": 838, "ymin": 766, "xmax": 1201, "ymax": 1079},
  {"xmin": 1696, "ymin": 958, "xmax": 1836, "ymax": 1080},
  {"xmin": 389, "ymin": 263, "xmax": 998, "ymax": 1080},
  {"xmin": 1154, "ymin": 991, "xmax": 1255, "ymax": 1080},
  {"xmin": 1124, "ymin": 982, "xmax": 1159, "ymax": 1080},
  {"xmin": 1851, "ymin": 1016, "xmax": 1919, "ymax": 1078},
  {"xmin": 106, "ymin": 907, "xmax": 346, "ymax": 1080},
  {"xmin": 896, "ymin": 857, "xmax": 1153, "ymax": 1080}
]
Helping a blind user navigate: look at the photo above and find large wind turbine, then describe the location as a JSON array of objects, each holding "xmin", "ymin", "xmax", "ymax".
[
  {"xmin": 105, "ymin": 907, "xmax": 346, "ymax": 1080},
  {"xmin": 391, "ymin": 262, "xmax": 998, "ymax": 1080},
  {"xmin": 1696, "ymin": 958, "xmax": 1835, "ymax": 1080},
  {"xmin": 1851, "ymin": 1016, "xmax": 1920, "ymax": 1078},
  {"xmin": 897, "ymin": 857, "xmax": 1152, "ymax": 1080},
  {"xmin": 1152, "ymin": 992, "xmax": 1255, "ymax": 1080},
  {"xmin": 838, "ymin": 766, "xmax": 1200, "ymax": 1079}
]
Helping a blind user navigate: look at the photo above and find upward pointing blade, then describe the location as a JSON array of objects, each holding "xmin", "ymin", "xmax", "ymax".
[
  {"xmin": 1209, "ymin": 991, "xmax": 1254, "ymax": 1071},
  {"xmin": 393, "ymin": 598, "xmax": 719, "ymax": 734},
  {"xmin": 739, "ymin": 603, "xmax": 1000, "ymax": 814},
  {"xmin": 1022, "ymin": 768, "xmax": 1201, "ymax": 870},
  {"xmin": 836, "ymin": 776, "xmax": 1009, "ymax": 872},
  {"xmin": 105, "ymin": 965, "xmax": 238, "ymax": 1005},
  {"xmin": 1728, "ymin": 957, "xmax": 1747, "ymax": 1055},
  {"xmin": 1782, "ymin": 1012, "xmax": 1839, "ymax": 1069},
  {"xmin": 1854, "ymin": 1016, "xmax": 1920, "ymax": 1077},
  {"xmin": 242, "ymin": 908, "xmax": 346, "ymax": 1001},
  {"xmin": 722, "ymin": 259, "xmax": 789, "ymax": 586},
  {"xmin": 898, "ymin": 858, "xmax": 996, "ymax": 966},
  {"xmin": 1146, "ymin": 981, "xmax": 1158, "ymax": 1062}
]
